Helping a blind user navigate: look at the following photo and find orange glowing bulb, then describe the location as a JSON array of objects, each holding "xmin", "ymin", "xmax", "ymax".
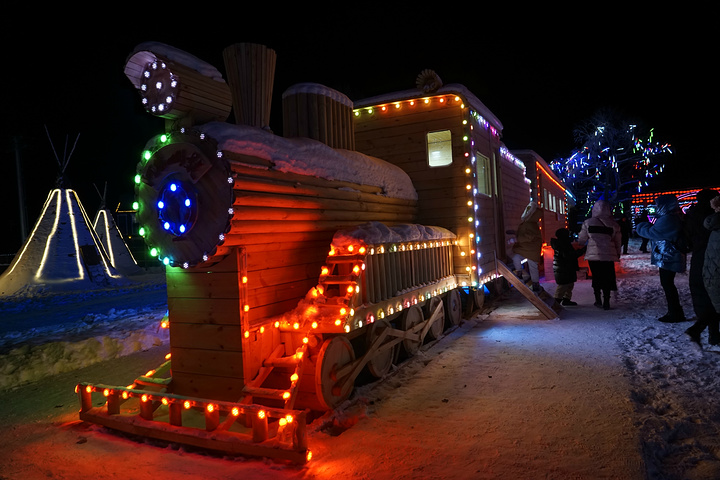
[
  {"xmin": 347, "ymin": 285, "xmax": 354, "ymax": 293},
  {"xmin": 274, "ymin": 321, "xmax": 280, "ymax": 328},
  {"xmin": 103, "ymin": 389, "xmax": 110, "ymax": 397},
  {"xmin": 244, "ymin": 330, "xmax": 250, "ymax": 338},
  {"xmin": 162, "ymin": 397, "xmax": 169, "ymax": 405},
  {"xmin": 85, "ymin": 386, "xmax": 92, "ymax": 393},
  {"xmin": 359, "ymin": 246, "xmax": 366, "ymax": 254},
  {"xmin": 207, "ymin": 404, "xmax": 215, "ymax": 413},
  {"xmin": 290, "ymin": 373, "xmax": 299, "ymax": 382},
  {"xmin": 348, "ymin": 245, "xmax": 354, "ymax": 252},
  {"xmin": 321, "ymin": 266, "xmax": 329, "ymax": 275},
  {"xmin": 260, "ymin": 326, "xmax": 265, "ymax": 333},
  {"xmin": 122, "ymin": 391, "xmax": 129, "ymax": 399},
  {"xmin": 258, "ymin": 410, "xmax": 266, "ymax": 419},
  {"xmin": 184, "ymin": 400, "xmax": 191, "ymax": 409},
  {"xmin": 334, "ymin": 319, "xmax": 342, "ymax": 326},
  {"xmin": 232, "ymin": 407, "xmax": 240, "ymax": 416},
  {"xmin": 311, "ymin": 321, "xmax": 318, "ymax": 329},
  {"xmin": 293, "ymin": 322, "xmax": 300, "ymax": 329},
  {"xmin": 353, "ymin": 265, "xmax": 360, "ymax": 274},
  {"xmin": 340, "ymin": 308, "xmax": 347, "ymax": 315},
  {"xmin": 302, "ymin": 337, "xmax": 309, "ymax": 344},
  {"xmin": 242, "ymin": 276, "xmax": 247, "ymax": 283},
  {"xmin": 279, "ymin": 418, "xmax": 288, "ymax": 427},
  {"xmin": 282, "ymin": 392, "xmax": 291, "ymax": 400},
  {"xmin": 307, "ymin": 451, "xmax": 313, "ymax": 461},
  {"xmin": 244, "ymin": 304, "xmax": 250, "ymax": 312},
  {"xmin": 141, "ymin": 394, "xmax": 148, "ymax": 403},
  {"xmin": 295, "ymin": 351, "xmax": 304, "ymax": 359},
  {"xmin": 286, "ymin": 414, "xmax": 294, "ymax": 423},
  {"xmin": 165, "ymin": 353, "xmax": 171, "ymax": 359}
]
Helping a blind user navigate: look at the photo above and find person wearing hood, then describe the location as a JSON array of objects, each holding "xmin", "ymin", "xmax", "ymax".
[
  {"xmin": 702, "ymin": 195, "xmax": 720, "ymax": 329},
  {"xmin": 577, "ymin": 199, "xmax": 622, "ymax": 310},
  {"xmin": 551, "ymin": 228, "xmax": 586, "ymax": 306},
  {"xmin": 684, "ymin": 189, "xmax": 720, "ymax": 346},
  {"xmin": 509, "ymin": 201, "xmax": 543, "ymax": 292},
  {"xmin": 636, "ymin": 194, "xmax": 688, "ymax": 323}
]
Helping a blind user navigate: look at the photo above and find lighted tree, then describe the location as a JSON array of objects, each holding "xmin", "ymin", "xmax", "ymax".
[{"xmin": 549, "ymin": 108, "xmax": 672, "ymax": 215}]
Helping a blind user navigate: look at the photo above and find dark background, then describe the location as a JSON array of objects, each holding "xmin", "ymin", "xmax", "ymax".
[{"xmin": 1, "ymin": 9, "xmax": 714, "ymax": 255}]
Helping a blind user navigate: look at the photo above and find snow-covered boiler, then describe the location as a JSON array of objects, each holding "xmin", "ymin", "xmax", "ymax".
[{"xmin": 76, "ymin": 42, "xmax": 536, "ymax": 464}]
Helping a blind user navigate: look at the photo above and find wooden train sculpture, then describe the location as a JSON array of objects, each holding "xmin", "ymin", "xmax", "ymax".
[{"xmin": 77, "ymin": 42, "xmax": 568, "ymax": 464}]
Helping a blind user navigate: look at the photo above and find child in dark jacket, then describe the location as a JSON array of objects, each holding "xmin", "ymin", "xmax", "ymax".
[{"xmin": 551, "ymin": 228, "xmax": 587, "ymax": 306}]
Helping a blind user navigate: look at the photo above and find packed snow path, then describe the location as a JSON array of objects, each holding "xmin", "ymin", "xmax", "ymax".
[{"xmin": 1, "ymin": 242, "xmax": 720, "ymax": 479}]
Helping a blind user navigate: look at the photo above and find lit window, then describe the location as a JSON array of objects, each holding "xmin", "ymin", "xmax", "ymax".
[
  {"xmin": 475, "ymin": 153, "xmax": 491, "ymax": 196},
  {"xmin": 427, "ymin": 130, "xmax": 452, "ymax": 167}
]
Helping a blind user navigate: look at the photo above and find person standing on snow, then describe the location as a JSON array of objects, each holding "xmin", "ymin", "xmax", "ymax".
[
  {"xmin": 578, "ymin": 199, "xmax": 622, "ymax": 310},
  {"xmin": 684, "ymin": 189, "xmax": 720, "ymax": 346},
  {"xmin": 635, "ymin": 194, "xmax": 688, "ymax": 323},
  {"xmin": 635, "ymin": 209, "xmax": 651, "ymax": 253},
  {"xmin": 551, "ymin": 228, "xmax": 586, "ymax": 306},
  {"xmin": 618, "ymin": 215, "xmax": 631, "ymax": 254},
  {"xmin": 702, "ymin": 195, "xmax": 720, "ymax": 327},
  {"xmin": 508, "ymin": 201, "xmax": 544, "ymax": 292}
]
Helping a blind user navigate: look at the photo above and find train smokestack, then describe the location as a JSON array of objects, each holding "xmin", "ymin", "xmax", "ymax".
[
  {"xmin": 282, "ymin": 83, "xmax": 355, "ymax": 150},
  {"xmin": 222, "ymin": 43, "xmax": 277, "ymax": 129}
]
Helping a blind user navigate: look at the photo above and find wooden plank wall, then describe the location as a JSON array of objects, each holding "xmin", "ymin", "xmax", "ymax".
[
  {"xmin": 498, "ymin": 159, "xmax": 532, "ymax": 262},
  {"xmin": 353, "ymin": 101, "xmax": 502, "ymax": 282},
  {"xmin": 224, "ymin": 153, "xmax": 418, "ymax": 329}
]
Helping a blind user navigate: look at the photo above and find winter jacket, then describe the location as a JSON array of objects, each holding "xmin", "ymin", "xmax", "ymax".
[
  {"xmin": 703, "ymin": 211, "xmax": 720, "ymax": 311},
  {"xmin": 511, "ymin": 202, "xmax": 543, "ymax": 263},
  {"xmin": 686, "ymin": 189, "xmax": 717, "ymax": 273},
  {"xmin": 577, "ymin": 200, "xmax": 622, "ymax": 262},
  {"xmin": 636, "ymin": 194, "xmax": 687, "ymax": 273},
  {"xmin": 551, "ymin": 232, "xmax": 586, "ymax": 285}
]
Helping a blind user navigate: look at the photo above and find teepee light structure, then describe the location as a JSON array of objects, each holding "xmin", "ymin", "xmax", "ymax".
[{"xmin": 0, "ymin": 129, "xmax": 125, "ymax": 296}]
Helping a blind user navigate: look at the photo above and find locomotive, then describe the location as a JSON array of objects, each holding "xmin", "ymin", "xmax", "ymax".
[{"xmin": 77, "ymin": 42, "xmax": 566, "ymax": 463}]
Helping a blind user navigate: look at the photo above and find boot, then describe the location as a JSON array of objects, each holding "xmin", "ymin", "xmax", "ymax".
[
  {"xmin": 594, "ymin": 289, "xmax": 602, "ymax": 308},
  {"xmin": 561, "ymin": 298, "xmax": 577, "ymax": 306},
  {"xmin": 603, "ymin": 294, "xmax": 611, "ymax": 310}
]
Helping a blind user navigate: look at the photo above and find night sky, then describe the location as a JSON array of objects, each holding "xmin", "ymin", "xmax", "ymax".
[{"xmin": 1, "ymin": 11, "xmax": 714, "ymax": 254}]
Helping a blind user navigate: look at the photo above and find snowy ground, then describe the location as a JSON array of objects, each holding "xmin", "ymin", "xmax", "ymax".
[{"xmin": 1, "ymin": 239, "xmax": 720, "ymax": 479}]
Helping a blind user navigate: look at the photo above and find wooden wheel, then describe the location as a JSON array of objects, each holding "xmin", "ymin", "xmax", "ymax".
[
  {"xmin": 315, "ymin": 336, "xmax": 355, "ymax": 410},
  {"xmin": 445, "ymin": 289, "xmax": 463, "ymax": 327},
  {"xmin": 424, "ymin": 296, "xmax": 445, "ymax": 340},
  {"xmin": 365, "ymin": 319, "xmax": 396, "ymax": 378},
  {"xmin": 400, "ymin": 305, "xmax": 423, "ymax": 356}
]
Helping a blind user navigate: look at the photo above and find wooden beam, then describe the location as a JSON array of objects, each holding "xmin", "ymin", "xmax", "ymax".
[{"xmin": 496, "ymin": 260, "xmax": 559, "ymax": 320}]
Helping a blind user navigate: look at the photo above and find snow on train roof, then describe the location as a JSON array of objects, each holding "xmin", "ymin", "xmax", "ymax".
[
  {"xmin": 199, "ymin": 121, "xmax": 418, "ymax": 201},
  {"xmin": 331, "ymin": 221, "xmax": 455, "ymax": 248},
  {"xmin": 130, "ymin": 41, "xmax": 226, "ymax": 82},
  {"xmin": 353, "ymin": 83, "xmax": 504, "ymax": 132}
]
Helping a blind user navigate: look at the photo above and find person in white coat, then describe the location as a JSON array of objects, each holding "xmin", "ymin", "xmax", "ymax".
[{"xmin": 577, "ymin": 199, "xmax": 622, "ymax": 310}]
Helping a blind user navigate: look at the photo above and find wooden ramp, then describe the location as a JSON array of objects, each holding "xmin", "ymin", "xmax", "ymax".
[{"xmin": 496, "ymin": 261, "xmax": 559, "ymax": 320}]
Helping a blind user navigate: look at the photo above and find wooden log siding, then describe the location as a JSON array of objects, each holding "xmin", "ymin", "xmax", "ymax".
[
  {"xmin": 283, "ymin": 86, "xmax": 355, "ymax": 150},
  {"xmin": 222, "ymin": 43, "xmax": 277, "ymax": 128},
  {"xmin": 224, "ymin": 156, "xmax": 418, "ymax": 327},
  {"xmin": 353, "ymin": 100, "xmax": 504, "ymax": 286}
]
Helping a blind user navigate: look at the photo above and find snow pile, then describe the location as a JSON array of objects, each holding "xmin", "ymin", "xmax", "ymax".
[
  {"xmin": 131, "ymin": 41, "xmax": 226, "ymax": 82},
  {"xmin": 199, "ymin": 121, "xmax": 418, "ymax": 201},
  {"xmin": 331, "ymin": 221, "xmax": 456, "ymax": 248},
  {"xmin": 0, "ymin": 273, "xmax": 168, "ymax": 391}
]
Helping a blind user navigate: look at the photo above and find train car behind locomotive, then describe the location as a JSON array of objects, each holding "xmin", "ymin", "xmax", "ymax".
[{"xmin": 77, "ymin": 42, "xmax": 545, "ymax": 463}]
